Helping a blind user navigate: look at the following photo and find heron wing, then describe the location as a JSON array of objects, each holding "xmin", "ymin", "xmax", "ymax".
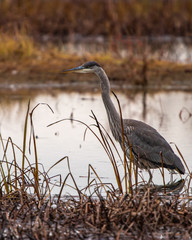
[{"xmin": 123, "ymin": 119, "xmax": 185, "ymax": 173}]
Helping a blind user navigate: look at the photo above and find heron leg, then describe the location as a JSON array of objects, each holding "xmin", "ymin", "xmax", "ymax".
[
  {"xmin": 147, "ymin": 169, "xmax": 153, "ymax": 184},
  {"xmin": 170, "ymin": 171, "xmax": 174, "ymax": 182}
]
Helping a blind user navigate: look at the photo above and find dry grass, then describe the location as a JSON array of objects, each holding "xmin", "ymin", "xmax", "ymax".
[
  {"xmin": 1, "ymin": 0, "xmax": 192, "ymax": 90},
  {"xmin": 1, "ymin": 0, "xmax": 192, "ymax": 37},
  {"xmin": 0, "ymin": 189, "xmax": 192, "ymax": 239},
  {"xmin": 0, "ymin": 33, "xmax": 192, "ymax": 91},
  {"xmin": 0, "ymin": 102, "xmax": 191, "ymax": 239},
  {"xmin": 0, "ymin": 1, "xmax": 191, "ymax": 237},
  {"xmin": 0, "ymin": 31, "xmax": 36, "ymax": 61}
]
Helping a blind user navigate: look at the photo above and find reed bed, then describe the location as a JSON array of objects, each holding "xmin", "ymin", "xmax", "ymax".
[
  {"xmin": 1, "ymin": 0, "xmax": 192, "ymax": 37},
  {"xmin": 1, "ymin": 189, "xmax": 192, "ymax": 239},
  {"xmin": 0, "ymin": 102, "xmax": 192, "ymax": 239}
]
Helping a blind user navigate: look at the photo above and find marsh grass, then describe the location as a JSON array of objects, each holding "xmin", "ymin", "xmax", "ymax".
[
  {"xmin": 0, "ymin": 102, "xmax": 68, "ymax": 199},
  {"xmin": 1, "ymin": 0, "xmax": 192, "ymax": 37},
  {"xmin": 0, "ymin": 102, "xmax": 192, "ymax": 239},
  {"xmin": 1, "ymin": 0, "xmax": 192, "ymax": 96},
  {"xmin": 0, "ymin": 31, "xmax": 36, "ymax": 61},
  {"xmin": 1, "ymin": 28, "xmax": 192, "ymax": 90}
]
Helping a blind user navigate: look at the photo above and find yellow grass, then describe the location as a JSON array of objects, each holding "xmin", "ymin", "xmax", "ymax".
[{"xmin": 0, "ymin": 32, "xmax": 36, "ymax": 60}]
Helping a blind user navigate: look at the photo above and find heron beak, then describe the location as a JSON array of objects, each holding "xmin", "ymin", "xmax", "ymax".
[
  {"xmin": 61, "ymin": 65, "xmax": 95, "ymax": 74},
  {"xmin": 61, "ymin": 65, "xmax": 86, "ymax": 74}
]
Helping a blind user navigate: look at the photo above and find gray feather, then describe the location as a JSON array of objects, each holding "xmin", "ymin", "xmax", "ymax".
[{"xmin": 123, "ymin": 119, "xmax": 185, "ymax": 174}]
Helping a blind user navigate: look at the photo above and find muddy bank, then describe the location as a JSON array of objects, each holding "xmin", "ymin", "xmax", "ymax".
[{"xmin": 1, "ymin": 58, "xmax": 192, "ymax": 94}]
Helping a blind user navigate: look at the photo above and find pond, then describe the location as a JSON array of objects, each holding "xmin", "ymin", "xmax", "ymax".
[{"xmin": 0, "ymin": 89, "xmax": 191, "ymax": 195}]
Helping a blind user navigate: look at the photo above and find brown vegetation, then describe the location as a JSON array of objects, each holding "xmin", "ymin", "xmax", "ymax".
[
  {"xmin": 0, "ymin": 2, "xmax": 191, "ymax": 238},
  {"xmin": 0, "ymin": 104, "xmax": 191, "ymax": 239},
  {"xmin": 1, "ymin": 189, "xmax": 192, "ymax": 239},
  {"xmin": 1, "ymin": 0, "xmax": 192, "ymax": 37},
  {"xmin": 1, "ymin": 0, "xmax": 192, "ymax": 89}
]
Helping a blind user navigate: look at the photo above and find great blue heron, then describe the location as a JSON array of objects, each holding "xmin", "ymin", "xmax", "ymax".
[{"xmin": 62, "ymin": 61, "xmax": 185, "ymax": 181}]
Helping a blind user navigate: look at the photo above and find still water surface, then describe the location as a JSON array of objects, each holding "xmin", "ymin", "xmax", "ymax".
[{"xmin": 0, "ymin": 90, "xmax": 191, "ymax": 194}]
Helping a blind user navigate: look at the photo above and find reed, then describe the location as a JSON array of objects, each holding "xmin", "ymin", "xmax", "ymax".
[
  {"xmin": 1, "ymin": 0, "xmax": 192, "ymax": 37},
  {"xmin": 0, "ymin": 32, "xmax": 36, "ymax": 61},
  {"xmin": 48, "ymin": 114, "xmax": 124, "ymax": 196},
  {"xmin": 0, "ymin": 102, "xmax": 63, "ymax": 200}
]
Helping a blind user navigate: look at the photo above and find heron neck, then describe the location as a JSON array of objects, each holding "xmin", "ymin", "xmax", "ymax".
[
  {"xmin": 95, "ymin": 68, "xmax": 121, "ymax": 128},
  {"xmin": 95, "ymin": 68, "xmax": 110, "ymax": 95}
]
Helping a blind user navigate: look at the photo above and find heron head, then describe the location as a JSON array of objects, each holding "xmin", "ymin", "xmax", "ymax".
[{"xmin": 61, "ymin": 61, "xmax": 101, "ymax": 74}]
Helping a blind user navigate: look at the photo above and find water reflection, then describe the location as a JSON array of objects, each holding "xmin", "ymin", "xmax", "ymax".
[
  {"xmin": 0, "ymin": 90, "xmax": 191, "ymax": 194},
  {"xmin": 139, "ymin": 179, "xmax": 185, "ymax": 195}
]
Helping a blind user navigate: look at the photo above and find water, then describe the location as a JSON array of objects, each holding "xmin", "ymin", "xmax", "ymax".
[{"xmin": 0, "ymin": 89, "xmax": 191, "ymax": 195}]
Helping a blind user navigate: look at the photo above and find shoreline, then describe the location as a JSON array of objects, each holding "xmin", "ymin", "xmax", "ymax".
[{"xmin": 1, "ymin": 57, "xmax": 192, "ymax": 92}]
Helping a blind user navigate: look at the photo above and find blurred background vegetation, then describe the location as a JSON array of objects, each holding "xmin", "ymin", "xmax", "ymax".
[
  {"xmin": 1, "ymin": 0, "xmax": 192, "ymax": 37},
  {"xmin": 1, "ymin": 0, "xmax": 192, "ymax": 84}
]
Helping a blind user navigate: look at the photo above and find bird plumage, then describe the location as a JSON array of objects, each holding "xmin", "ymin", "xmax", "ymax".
[{"xmin": 123, "ymin": 119, "xmax": 185, "ymax": 174}]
